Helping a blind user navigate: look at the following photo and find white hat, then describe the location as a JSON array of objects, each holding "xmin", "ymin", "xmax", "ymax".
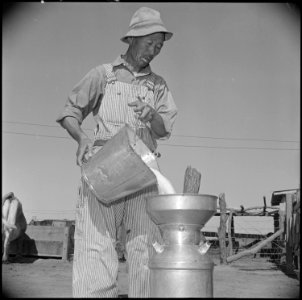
[{"xmin": 121, "ymin": 7, "xmax": 173, "ymax": 44}]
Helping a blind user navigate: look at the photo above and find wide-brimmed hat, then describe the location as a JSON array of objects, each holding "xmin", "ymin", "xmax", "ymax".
[
  {"xmin": 121, "ymin": 7, "xmax": 173, "ymax": 43},
  {"xmin": 3, "ymin": 192, "xmax": 14, "ymax": 200}
]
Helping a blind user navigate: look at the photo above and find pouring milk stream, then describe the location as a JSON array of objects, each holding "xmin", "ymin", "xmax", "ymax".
[{"xmin": 149, "ymin": 168, "xmax": 176, "ymax": 194}]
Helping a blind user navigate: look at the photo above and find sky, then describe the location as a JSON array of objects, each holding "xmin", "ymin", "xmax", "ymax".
[{"xmin": 2, "ymin": 2, "xmax": 300, "ymax": 223}]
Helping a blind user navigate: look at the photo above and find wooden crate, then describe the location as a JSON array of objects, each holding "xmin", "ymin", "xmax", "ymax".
[{"xmin": 8, "ymin": 225, "xmax": 73, "ymax": 260}]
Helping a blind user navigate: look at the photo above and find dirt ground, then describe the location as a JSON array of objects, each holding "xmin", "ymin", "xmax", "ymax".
[{"xmin": 2, "ymin": 255, "xmax": 299, "ymax": 298}]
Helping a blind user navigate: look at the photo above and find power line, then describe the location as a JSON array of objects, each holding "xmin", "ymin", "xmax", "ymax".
[
  {"xmin": 3, "ymin": 121, "xmax": 61, "ymax": 128},
  {"xmin": 3, "ymin": 130, "xmax": 300, "ymax": 151},
  {"xmin": 2, "ymin": 120, "xmax": 299, "ymax": 143},
  {"xmin": 159, "ymin": 143, "xmax": 300, "ymax": 151},
  {"xmin": 3, "ymin": 130, "xmax": 70, "ymax": 140},
  {"xmin": 24, "ymin": 209, "xmax": 75, "ymax": 212},
  {"xmin": 172, "ymin": 134, "xmax": 299, "ymax": 143},
  {"xmin": 3, "ymin": 120, "xmax": 93, "ymax": 131}
]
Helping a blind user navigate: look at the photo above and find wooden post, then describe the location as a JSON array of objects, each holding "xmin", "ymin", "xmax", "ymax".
[
  {"xmin": 218, "ymin": 193, "xmax": 228, "ymax": 264},
  {"xmin": 293, "ymin": 192, "xmax": 300, "ymax": 274},
  {"xmin": 227, "ymin": 211, "xmax": 233, "ymax": 256},
  {"xmin": 279, "ymin": 203, "xmax": 286, "ymax": 232},
  {"xmin": 278, "ymin": 202, "xmax": 286, "ymax": 262},
  {"xmin": 62, "ymin": 225, "xmax": 71, "ymax": 261},
  {"xmin": 183, "ymin": 166, "xmax": 201, "ymax": 194},
  {"xmin": 263, "ymin": 196, "xmax": 267, "ymax": 215},
  {"xmin": 279, "ymin": 201, "xmax": 286, "ymax": 240},
  {"xmin": 231, "ymin": 213, "xmax": 235, "ymax": 251},
  {"xmin": 273, "ymin": 210, "xmax": 280, "ymax": 233},
  {"xmin": 286, "ymin": 194, "xmax": 294, "ymax": 270},
  {"xmin": 293, "ymin": 191, "xmax": 300, "ymax": 276}
]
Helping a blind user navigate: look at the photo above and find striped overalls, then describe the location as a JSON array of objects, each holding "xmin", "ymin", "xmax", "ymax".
[{"xmin": 72, "ymin": 64, "xmax": 163, "ymax": 298}]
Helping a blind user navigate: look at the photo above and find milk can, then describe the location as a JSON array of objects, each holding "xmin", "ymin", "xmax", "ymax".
[{"xmin": 147, "ymin": 194, "xmax": 217, "ymax": 298}]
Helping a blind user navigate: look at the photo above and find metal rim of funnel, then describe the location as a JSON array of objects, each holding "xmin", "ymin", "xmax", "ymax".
[
  {"xmin": 146, "ymin": 194, "xmax": 217, "ymax": 226},
  {"xmin": 147, "ymin": 194, "xmax": 218, "ymax": 210}
]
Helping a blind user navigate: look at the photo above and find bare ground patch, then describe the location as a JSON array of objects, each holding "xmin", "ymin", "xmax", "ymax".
[{"xmin": 2, "ymin": 256, "xmax": 299, "ymax": 298}]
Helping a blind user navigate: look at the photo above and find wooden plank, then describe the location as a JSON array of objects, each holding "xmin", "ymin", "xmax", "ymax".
[
  {"xmin": 33, "ymin": 240, "xmax": 63, "ymax": 257},
  {"xmin": 52, "ymin": 220, "xmax": 68, "ymax": 227},
  {"xmin": 8, "ymin": 225, "xmax": 72, "ymax": 259},
  {"xmin": 9, "ymin": 239, "xmax": 63, "ymax": 257},
  {"xmin": 183, "ymin": 166, "xmax": 201, "ymax": 193},
  {"xmin": 182, "ymin": 165, "xmax": 204, "ymax": 244},
  {"xmin": 26, "ymin": 225, "xmax": 66, "ymax": 241},
  {"xmin": 226, "ymin": 228, "xmax": 284, "ymax": 263}
]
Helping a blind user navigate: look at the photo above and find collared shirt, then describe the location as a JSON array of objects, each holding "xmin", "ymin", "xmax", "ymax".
[{"xmin": 56, "ymin": 55, "xmax": 177, "ymax": 141}]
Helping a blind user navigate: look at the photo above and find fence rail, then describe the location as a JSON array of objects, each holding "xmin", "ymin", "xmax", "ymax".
[{"xmin": 214, "ymin": 190, "xmax": 300, "ymax": 278}]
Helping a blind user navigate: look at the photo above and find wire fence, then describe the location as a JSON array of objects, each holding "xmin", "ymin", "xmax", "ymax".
[
  {"xmin": 203, "ymin": 213, "xmax": 299, "ymax": 279},
  {"xmin": 203, "ymin": 216, "xmax": 284, "ymax": 262}
]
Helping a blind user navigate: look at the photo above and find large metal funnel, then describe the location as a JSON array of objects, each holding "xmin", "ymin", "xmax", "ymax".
[{"xmin": 147, "ymin": 194, "xmax": 217, "ymax": 227}]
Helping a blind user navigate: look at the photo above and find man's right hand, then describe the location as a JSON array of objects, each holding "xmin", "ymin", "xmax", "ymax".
[
  {"xmin": 60, "ymin": 117, "xmax": 93, "ymax": 167},
  {"xmin": 76, "ymin": 137, "xmax": 93, "ymax": 167}
]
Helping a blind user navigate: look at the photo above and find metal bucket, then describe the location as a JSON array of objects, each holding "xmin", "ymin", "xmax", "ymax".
[{"xmin": 81, "ymin": 125, "xmax": 159, "ymax": 205}]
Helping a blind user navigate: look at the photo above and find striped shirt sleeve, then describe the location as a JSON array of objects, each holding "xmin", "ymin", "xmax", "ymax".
[
  {"xmin": 56, "ymin": 66, "xmax": 106, "ymax": 125},
  {"xmin": 153, "ymin": 76, "xmax": 178, "ymax": 140}
]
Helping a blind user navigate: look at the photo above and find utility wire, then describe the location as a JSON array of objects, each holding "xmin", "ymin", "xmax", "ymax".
[
  {"xmin": 2, "ymin": 120, "xmax": 299, "ymax": 143},
  {"xmin": 3, "ymin": 130, "xmax": 300, "ymax": 151},
  {"xmin": 171, "ymin": 134, "xmax": 299, "ymax": 143},
  {"xmin": 3, "ymin": 130, "xmax": 70, "ymax": 140},
  {"xmin": 159, "ymin": 143, "xmax": 300, "ymax": 151},
  {"xmin": 24, "ymin": 209, "xmax": 75, "ymax": 212},
  {"xmin": 3, "ymin": 121, "xmax": 62, "ymax": 128},
  {"xmin": 3, "ymin": 120, "xmax": 93, "ymax": 131}
]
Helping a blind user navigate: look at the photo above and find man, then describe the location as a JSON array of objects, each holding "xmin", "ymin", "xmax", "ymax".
[{"xmin": 56, "ymin": 7, "xmax": 177, "ymax": 297}]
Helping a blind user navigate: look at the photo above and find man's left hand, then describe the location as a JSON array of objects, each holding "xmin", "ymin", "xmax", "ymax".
[{"xmin": 128, "ymin": 100, "xmax": 155, "ymax": 123}]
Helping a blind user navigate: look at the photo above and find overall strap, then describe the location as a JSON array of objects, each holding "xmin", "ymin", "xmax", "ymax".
[
  {"xmin": 143, "ymin": 73, "xmax": 156, "ymax": 92},
  {"xmin": 103, "ymin": 64, "xmax": 117, "ymax": 84}
]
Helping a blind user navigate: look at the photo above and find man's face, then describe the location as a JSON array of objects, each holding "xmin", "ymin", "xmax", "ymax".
[{"xmin": 128, "ymin": 32, "xmax": 165, "ymax": 69}]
